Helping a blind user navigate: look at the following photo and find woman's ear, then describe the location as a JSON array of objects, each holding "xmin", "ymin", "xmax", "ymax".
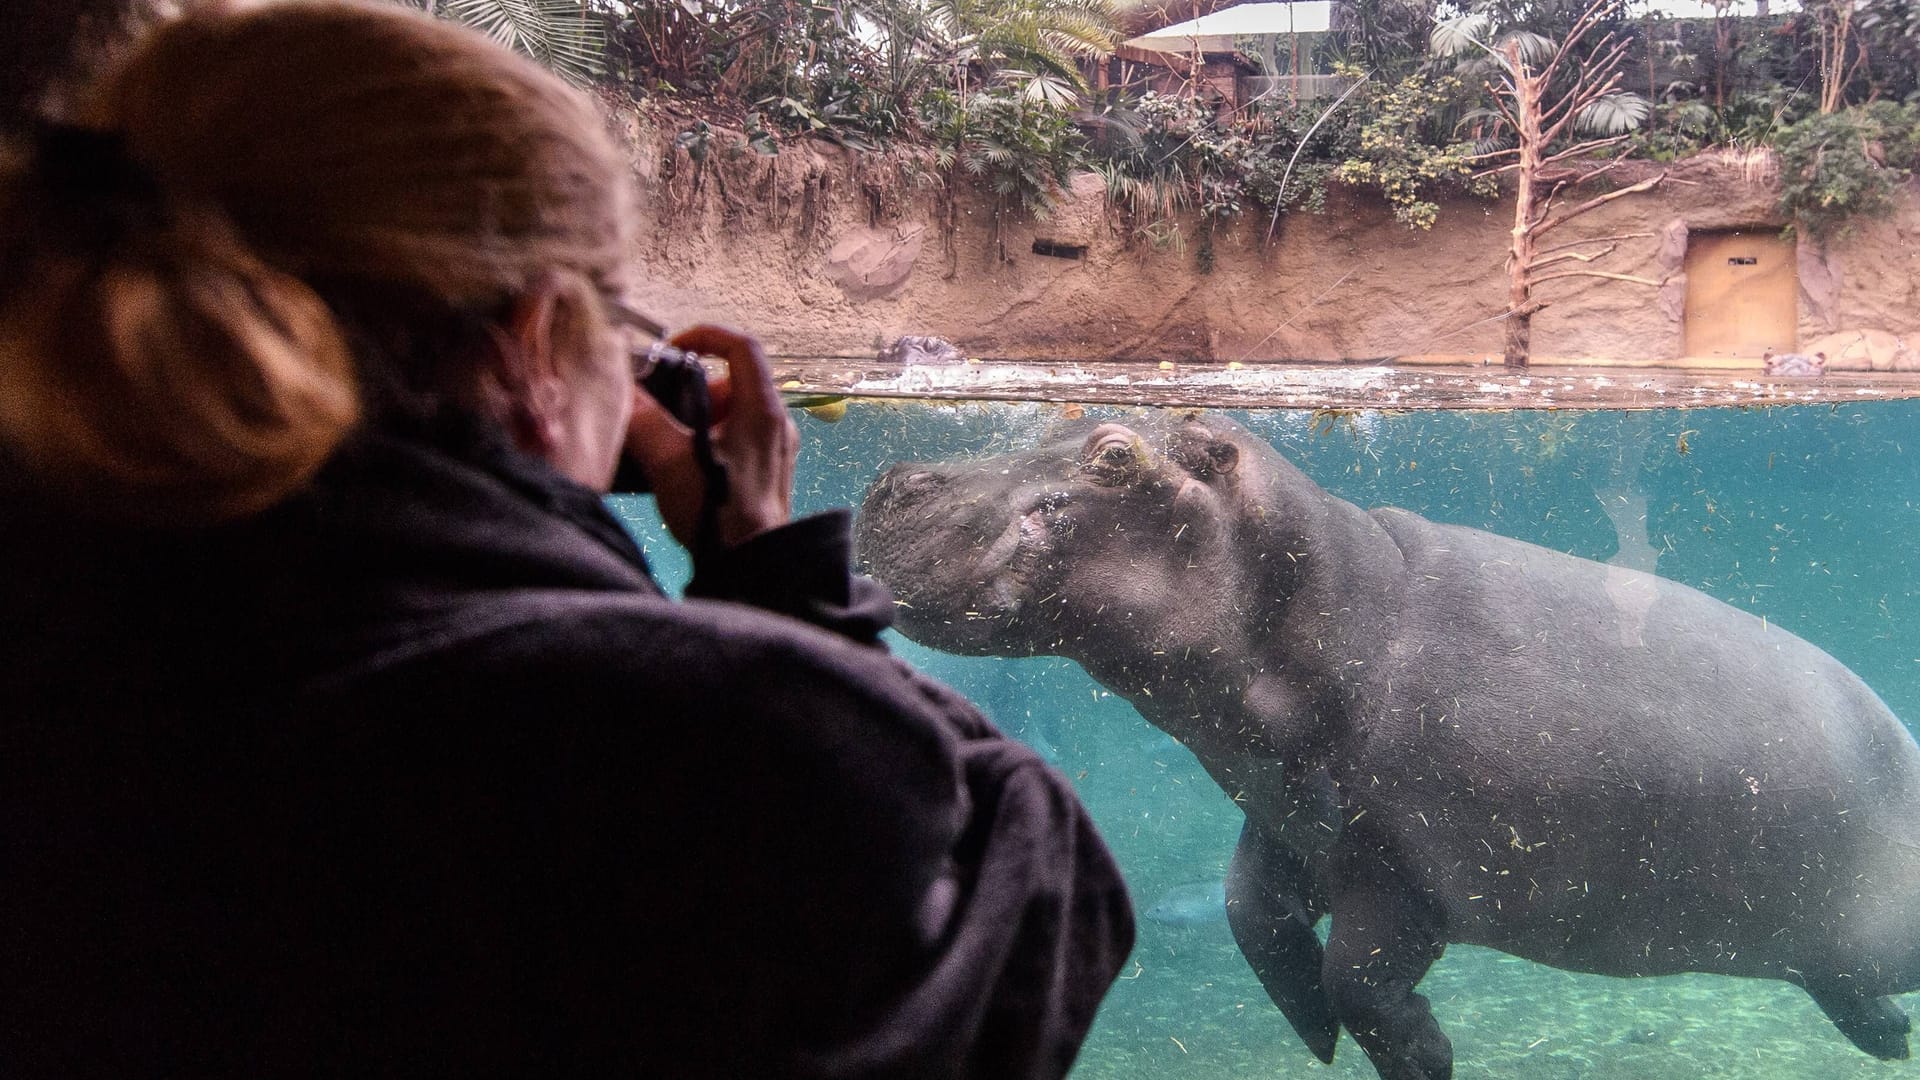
[{"xmin": 489, "ymin": 283, "xmax": 567, "ymax": 456}]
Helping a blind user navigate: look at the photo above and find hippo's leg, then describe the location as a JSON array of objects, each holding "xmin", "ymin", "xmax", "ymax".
[
  {"xmin": 1321, "ymin": 865, "xmax": 1451, "ymax": 1080},
  {"xmin": 1804, "ymin": 978, "xmax": 1911, "ymax": 1060},
  {"xmin": 1225, "ymin": 821, "xmax": 1338, "ymax": 1063}
]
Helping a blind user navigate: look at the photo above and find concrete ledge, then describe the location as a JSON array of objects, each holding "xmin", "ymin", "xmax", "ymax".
[{"xmin": 770, "ymin": 357, "xmax": 1920, "ymax": 411}]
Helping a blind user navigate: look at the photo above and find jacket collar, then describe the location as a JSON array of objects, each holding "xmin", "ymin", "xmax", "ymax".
[{"xmin": 297, "ymin": 410, "xmax": 659, "ymax": 597}]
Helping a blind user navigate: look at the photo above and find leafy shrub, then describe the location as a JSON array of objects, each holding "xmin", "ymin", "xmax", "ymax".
[
  {"xmin": 923, "ymin": 86, "xmax": 1080, "ymax": 220},
  {"xmin": 1335, "ymin": 74, "xmax": 1490, "ymax": 230},
  {"xmin": 1775, "ymin": 102, "xmax": 1920, "ymax": 239}
]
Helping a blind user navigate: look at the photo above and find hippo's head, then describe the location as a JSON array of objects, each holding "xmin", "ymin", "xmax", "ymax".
[{"xmin": 856, "ymin": 412, "xmax": 1309, "ymax": 667}]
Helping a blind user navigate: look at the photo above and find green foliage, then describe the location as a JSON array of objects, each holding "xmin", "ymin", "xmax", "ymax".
[
  {"xmin": 1629, "ymin": 88, "xmax": 1810, "ymax": 161},
  {"xmin": 931, "ymin": 0, "xmax": 1121, "ymax": 101},
  {"xmin": 1335, "ymin": 74, "xmax": 1490, "ymax": 230},
  {"xmin": 1860, "ymin": 0, "xmax": 1920, "ymax": 101},
  {"xmin": 1776, "ymin": 102, "xmax": 1920, "ymax": 240},
  {"xmin": 411, "ymin": 0, "xmax": 608, "ymax": 85},
  {"xmin": 1087, "ymin": 87, "xmax": 1374, "ymax": 253},
  {"xmin": 923, "ymin": 86, "xmax": 1079, "ymax": 220},
  {"xmin": 1088, "ymin": 92, "xmax": 1215, "ymax": 223},
  {"xmin": 675, "ymin": 119, "xmax": 715, "ymax": 164},
  {"xmin": 1334, "ymin": 0, "xmax": 1434, "ymax": 75}
]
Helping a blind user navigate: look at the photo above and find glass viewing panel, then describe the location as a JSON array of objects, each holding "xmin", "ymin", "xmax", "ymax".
[{"xmin": 615, "ymin": 393, "xmax": 1920, "ymax": 1079}]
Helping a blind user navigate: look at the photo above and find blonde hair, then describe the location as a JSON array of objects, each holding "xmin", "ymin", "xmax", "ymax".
[{"xmin": 0, "ymin": 0, "xmax": 634, "ymax": 524}]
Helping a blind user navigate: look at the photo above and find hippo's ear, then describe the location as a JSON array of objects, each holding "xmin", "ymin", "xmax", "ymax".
[{"xmin": 1170, "ymin": 428, "xmax": 1239, "ymax": 480}]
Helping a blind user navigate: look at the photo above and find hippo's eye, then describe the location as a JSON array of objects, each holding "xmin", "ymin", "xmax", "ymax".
[
  {"xmin": 1080, "ymin": 423, "xmax": 1151, "ymax": 485},
  {"xmin": 1084, "ymin": 434, "xmax": 1144, "ymax": 484}
]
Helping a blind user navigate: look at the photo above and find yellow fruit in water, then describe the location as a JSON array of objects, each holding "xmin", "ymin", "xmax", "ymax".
[{"xmin": 804, "ymin": 400, "xmax": 849, "ymax": 423}]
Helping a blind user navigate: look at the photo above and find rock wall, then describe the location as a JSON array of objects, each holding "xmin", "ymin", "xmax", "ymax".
[{"xmin": 621, "ymin": 109, "xmax": 1920, "ymax": 367}]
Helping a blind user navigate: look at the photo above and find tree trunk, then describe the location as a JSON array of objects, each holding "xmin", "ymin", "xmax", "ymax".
[{"xmin": 1505, "ymin": 40, "xmax": 1542, "ymax": 369}]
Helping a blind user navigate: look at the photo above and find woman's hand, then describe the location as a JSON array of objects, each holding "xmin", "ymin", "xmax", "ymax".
[{"xmin": 623, "ymin": 324, "xmax": 797, "ymax": 551}]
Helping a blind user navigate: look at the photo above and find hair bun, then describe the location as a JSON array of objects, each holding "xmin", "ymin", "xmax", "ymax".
[{"xmin": 0, "ymin": 166, "xmax": 359, "ymax": 525}]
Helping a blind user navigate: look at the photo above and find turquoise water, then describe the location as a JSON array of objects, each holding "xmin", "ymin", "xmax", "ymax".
[{"xmin": 613, "ymin": 399, "xmax": 1920, "ymax": 1079}]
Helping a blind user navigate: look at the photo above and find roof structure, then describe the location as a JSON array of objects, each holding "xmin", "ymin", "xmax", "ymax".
[
  {"xmin": 1643, "ymin": 0, "xmax": 1801, "ymax": 15},
  {"xmin": 1121, "ymin": 0, "xmax": 1803, "ymax": 55},
  {"xmin": 1121, "ymin": 1, "xmax": 1332, "ymax": 54}
]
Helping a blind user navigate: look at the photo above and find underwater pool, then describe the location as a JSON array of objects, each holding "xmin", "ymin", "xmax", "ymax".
[{"xmin": 614, "ymin": 395, "xmax": 1920, "ymax": 1080}]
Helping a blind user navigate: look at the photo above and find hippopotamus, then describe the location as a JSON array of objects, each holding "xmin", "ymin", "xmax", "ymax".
[
  {"xmin": 855, "ymin": 411, "xmax": 1920, "ymax": 1080},
  {"xmin": 1763, "ymin": 349, "xmax": 1828, "ymax": 377},
  {"xmin": 879, "ymin": 334, "xmax": 965, "ymax": 366}
]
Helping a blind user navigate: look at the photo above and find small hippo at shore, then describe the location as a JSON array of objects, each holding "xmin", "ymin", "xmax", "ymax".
[
  {"xmin": 1763, "ymin": 349, "xmax": 1827, "ymax": 377},
  {"xmin": 879, "ymin": 335, "xmax": 965, "ymax": 366},
  {"xmin": 856, "ymin": 411, "xmax": 1920, "ymax": 1080}
]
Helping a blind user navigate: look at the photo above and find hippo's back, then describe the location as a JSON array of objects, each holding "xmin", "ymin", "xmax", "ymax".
[{"xmin": 1356, "ymin": 507, "xmax": 1920, "ymax": 987}]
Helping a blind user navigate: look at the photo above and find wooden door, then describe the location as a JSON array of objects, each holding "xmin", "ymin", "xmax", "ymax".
[{"xmin": 1682, "ymin": 231, "xmax": 1797, "ymax": 359}]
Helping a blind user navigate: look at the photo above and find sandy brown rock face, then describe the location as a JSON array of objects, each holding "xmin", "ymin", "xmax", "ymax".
[{"xmin": 624, "ymin": 117, "xmax": 1920, "ymax": 367}]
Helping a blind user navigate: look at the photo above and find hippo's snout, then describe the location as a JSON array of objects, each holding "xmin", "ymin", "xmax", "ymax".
[
  {"xmin": 856, "ymin": 458, "xmax": 1054, "ymax": 655},
  {"xmin": 855, "ymin": 463, "xmax": 948, "ymax": 572}
]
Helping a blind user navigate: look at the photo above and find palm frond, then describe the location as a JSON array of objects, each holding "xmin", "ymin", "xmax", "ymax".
[
  {"xmin": 1430, "ymin": 14, "xmax": 1492, "ymax": 58},
  {"xmin": 1575, "ymin": 92, "xmax": 1651, "ymax": 136},
  {"xmin": 439, "ymin": 0, "xmax": 607, "ymax": 85},
  {"xmin": 1499, "ymin": 30, "xmax": 1554, "ymax": 67}
]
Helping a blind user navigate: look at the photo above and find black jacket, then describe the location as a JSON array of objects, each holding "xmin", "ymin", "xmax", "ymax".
[{"xmin": 1, "ymin": 415, "xmax": 1135, "ymax": 1078}]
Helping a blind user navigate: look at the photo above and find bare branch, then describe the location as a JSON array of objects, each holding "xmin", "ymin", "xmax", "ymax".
[
  {"xmin": 1540, "ymin": 134, "xmax": 1632, "ymax": 168},
  {"xmin": 1532, "ymin": 243, "xmax": 1617, "ymax": 268},
  {"xmin": 1544, "ymin": 33, "xmax": 1626, "ymax": 121},
  {"xmin": 1541, "ymin": 40, "xmax": 1630, "ymax": 131},
  {"xmin": 1484, "ymin": 79, "xmax": 1523, "ymax": 129},
  {"xmin": 1544, "ymin": 0, "xmax": 1616, "ymax": 82},
  {"xmin": 1544, "ymin": 67, "xmax": 1626, "ymax": 144},
  {"xmin": 1531, "ymin": 173, "xmax": 1664, "ymax": 239},
  {"xmin": 1533, "ymin": 269, "xmax": 1665, "ymax": 287},
  {"xmin": 1536, "ymin": 231, "xmax": 1653, "ymax": 256}
]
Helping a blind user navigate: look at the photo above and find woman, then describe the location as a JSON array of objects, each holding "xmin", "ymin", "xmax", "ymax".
[{"xmin": 0, "ymin": 4, "xmax": 1133, "ymax": 1076}]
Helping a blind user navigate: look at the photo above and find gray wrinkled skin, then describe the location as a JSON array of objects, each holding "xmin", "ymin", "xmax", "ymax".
[
  {"xmin": 878, "ymin": 335, "xmax": 964, "ymax": 366},
  {"xmin": 856, "ymin": 411, "xmax": 1920, "ymax": 1080}
]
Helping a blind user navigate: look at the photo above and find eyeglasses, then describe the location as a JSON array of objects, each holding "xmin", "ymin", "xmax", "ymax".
[{"xmin": 603, "ymin": 297, "xmax": 698, "ymax": 382}]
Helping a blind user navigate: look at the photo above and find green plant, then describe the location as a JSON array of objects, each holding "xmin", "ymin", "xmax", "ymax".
[
  {"xmin": 675, "ymin": 120, "xmax": 714, "ymax": 164},
  {"xmin": 1334, "ymin": 0, "xmax": 1433, "ymax": 75},
  {"xmin": 1775, "ymin": 102, "xmax": 1920, "ymax": 239},
  {"xmin": 1631, "ymin": 99, "xmax": 1722, "ymax": 160},
  {"xmin": 1336, "ymin": 74, "xmax": 1488, "ymax": 229},
  {"xmin": 414, "ymin": 0, "xmax": 609, "ymax": 85},
  {"xmin": 930, "ymin": 0, "xmax": 1121, "ymax": 103},
  {"xmin": 924, "ymin": 85, "xmax": 1079, "ymax": 222}
]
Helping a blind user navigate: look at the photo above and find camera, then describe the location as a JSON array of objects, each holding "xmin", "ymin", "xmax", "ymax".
[{"xmin": 611, "ymin": 340, "xmax": 714, "ymax": 495}]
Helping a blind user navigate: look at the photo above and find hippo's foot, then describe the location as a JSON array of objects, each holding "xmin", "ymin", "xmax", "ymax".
[
  {"xmin": 1225, "ymin": 822, "xmax": 1337, "ymax": 1062},
  {"xmin": 1322, "ymin": 875, "xmax": 1452, "ymax": 1080},
  {"xmin": 1806, "ymin": 979, "xmax": 1911, "ymax": 1060}
]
